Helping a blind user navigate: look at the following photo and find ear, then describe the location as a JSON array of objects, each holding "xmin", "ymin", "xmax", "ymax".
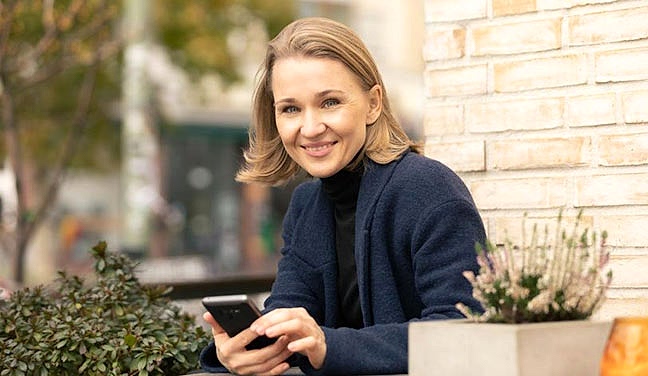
[{"xmin": 366, "ymin": 84, "xmax": 383, "ymax": 125}]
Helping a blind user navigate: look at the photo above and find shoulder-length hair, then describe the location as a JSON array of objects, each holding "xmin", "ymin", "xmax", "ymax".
[{"xmin": 236, "ymin": 17, "xmax": 421, "ymax": 186}]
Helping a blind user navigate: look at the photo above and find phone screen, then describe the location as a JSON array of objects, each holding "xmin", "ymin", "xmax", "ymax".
[{"xmin": 202, "ymin": 295, "xmax": 277, "ymax": 350}]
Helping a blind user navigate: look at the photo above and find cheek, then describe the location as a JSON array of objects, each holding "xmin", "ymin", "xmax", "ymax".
[
  {"xmin": 354, "ymin": 126, "xmax": 367, "ymax": 148},
  {"xmin": 275, "ymin": 119, "xmax": 297, "ymax": 148},
  {"xmin": 346, "ymin": 117, "xmax": 367, "ymax": 141}
]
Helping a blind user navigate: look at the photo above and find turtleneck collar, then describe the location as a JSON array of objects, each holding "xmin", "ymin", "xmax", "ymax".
[{"xmin": 321, "ymin": 167, "xmax": 362, "ymax": 209}]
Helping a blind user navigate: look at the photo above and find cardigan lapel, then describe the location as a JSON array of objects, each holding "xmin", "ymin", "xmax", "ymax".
[{"xmin": 353, "ymin": 155, "xmax": 404, "ymax": 325}]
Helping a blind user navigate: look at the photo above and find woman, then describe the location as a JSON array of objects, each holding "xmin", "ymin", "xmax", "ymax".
[{"xmin": 200, "ymin": 17, "xmax": 485, "ymax": 375}]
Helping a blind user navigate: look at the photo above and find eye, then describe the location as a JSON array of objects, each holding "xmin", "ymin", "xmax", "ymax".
[
  {"xmin": 322, "ymin": 98, "xmax": 340, "ymax": 108},
  {"xmin": 278, "ymin": 105, "xmax": 299, "ymax": 114}
]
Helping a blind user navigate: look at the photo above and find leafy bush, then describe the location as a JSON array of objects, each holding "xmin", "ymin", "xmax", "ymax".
[
  {"xmin": 0, "ymin": 241, "xmax": 209, "ymax": 376},
  {"xmin": 457, "ymin": 210, "xmax": 613, "ymax": 324}
]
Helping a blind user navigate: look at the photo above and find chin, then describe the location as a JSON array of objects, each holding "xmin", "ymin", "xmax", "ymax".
[
  {"xmin": 300, "ymin": 158, "xmax": 346, "ymax": 178},
  {"xmin": 305, "ymin": 168, "xmax": 337, "ymax": 179}
]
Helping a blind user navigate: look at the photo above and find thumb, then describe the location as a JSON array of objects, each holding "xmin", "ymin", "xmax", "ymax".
[{"xmin": 203, "ymin": 312, "xmax": 229, "ymax": 341}]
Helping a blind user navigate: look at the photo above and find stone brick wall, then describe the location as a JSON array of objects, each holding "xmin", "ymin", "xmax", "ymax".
[{"xmin": 422, "ymin": 0, "xmax": 648, "ymax": 319}]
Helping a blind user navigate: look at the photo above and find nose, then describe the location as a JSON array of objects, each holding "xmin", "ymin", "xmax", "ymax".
[{"xmin": 300, "ymin": 109, "xmax": 326, "ymax": 138}]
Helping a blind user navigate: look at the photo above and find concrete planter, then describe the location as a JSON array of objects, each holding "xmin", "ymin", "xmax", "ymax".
[{"xmin": 409, "ymin": 319, "xmax": 613, "ymax": 376}]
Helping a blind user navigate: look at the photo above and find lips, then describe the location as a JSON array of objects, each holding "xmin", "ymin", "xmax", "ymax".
[{"xmin": 302, "ymin": 141, "xmax": 337, "ymax": 156}]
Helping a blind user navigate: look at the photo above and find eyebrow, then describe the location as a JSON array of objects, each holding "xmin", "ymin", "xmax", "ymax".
[{"xmin": 274, "ymin": 89, "xmax": 345, "ymax": 106}]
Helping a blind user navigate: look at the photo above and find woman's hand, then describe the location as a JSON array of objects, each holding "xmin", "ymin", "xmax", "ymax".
[
  {"xmin": 203, "ymin": 312, "xmax": 293, "ymax": 375},
  {"xmin": 250, "ymin": 307, "xmax": 327, "ymax": 370}
]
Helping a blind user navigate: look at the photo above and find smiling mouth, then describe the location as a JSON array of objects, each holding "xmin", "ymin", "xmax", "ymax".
[{"xmin": 302, "ymin": 142, "xmax": 336, "ymax": 152}]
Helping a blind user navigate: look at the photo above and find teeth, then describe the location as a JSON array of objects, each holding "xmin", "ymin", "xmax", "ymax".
[{"xmin": 305, "ymin": 144, "xmax": 331, "ymax": 151}]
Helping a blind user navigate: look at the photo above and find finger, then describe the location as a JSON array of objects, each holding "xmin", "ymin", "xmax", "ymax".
[
  {"xmin": 234, "ymin": 327, "xmax": 267, "ymax": 347},
  {"xmin": 287, "ymin": 335, "xmax": 326, "ymax": 370},
  {"xmin": 234, "ymin": 348, "xmax": 293, "ymax": 376},
  {"xmin": 250, "ymin": 309, "xmax": 284, "ymax": 335},
  {"xmin": 257, "ymin": 361, "xmax": 291, "ymax": 376},
  {"xmin": 252, "ymin": 307, "xmax": 307, "ymax": 334},
  {"xmin": 271, "ymin": 362, "xmax": 292, "ymax": 375},
  {"xmin": 239, "ymin": 335, "xmax": 292, "ymax": 364},
  {"xmin": 265, "ymin": 317, "xmax": 307, "ymax": 338},
  {"xmin": 287, "ymin": 335, "xmax": 317, "ymax": 352},
  {"xmin": 203, "ymin": 312, "xmax": 225, "ymax": 333},
  {"xmin": 203, "ymin": 312, "xmax": 232, "ymax": 349}
]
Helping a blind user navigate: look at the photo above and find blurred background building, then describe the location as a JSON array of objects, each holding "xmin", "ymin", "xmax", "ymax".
[{"xmin": 0, "ymin": 0, "xmax": 425, "ymax": 286}]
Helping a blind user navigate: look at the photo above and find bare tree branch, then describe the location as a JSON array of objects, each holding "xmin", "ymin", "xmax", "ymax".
[
  {"xmin": 6, "ymin": 0, "xmax": 116, "ymax": 92},
  {"xmin": 25, "ymin": 0, "xmax": 62, "ymax": 67},
  {"xmin": 61, "ymin": 0, "xmax": 113, "ymax": 44},
  {"xmin": 1, "ymin": 0, "xmax": 123, "ymax": 283},
  {"xmin": 22, "ymin": 53, "xmax": 101, "ymax": 248},
  {"xmin": 0, "ymin": 1, "xmax": 18, "ymax": 73},
  {"xmin": 16, "ymin": 36, "xmax": 121, "ymax": 95},
  {"xmin": 28, "ymin": 0, "xmax": 111, "ymax": 67}
]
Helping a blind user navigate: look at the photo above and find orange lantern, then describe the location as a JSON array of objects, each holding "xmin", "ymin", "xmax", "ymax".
[{"xmin": 600, "ymin": 316, "xmax": 648, "ymax": 376}]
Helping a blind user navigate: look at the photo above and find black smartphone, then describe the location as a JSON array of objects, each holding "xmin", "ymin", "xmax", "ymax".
[{"xmin": 202, "ymin": 294, "xmax": 277, "ymax": 350}]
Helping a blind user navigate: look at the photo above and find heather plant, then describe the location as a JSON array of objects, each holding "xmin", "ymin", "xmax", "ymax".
[
  {"xmin": 0, "ymin": 241, "xmax": 209, "ymax": 376},
  {"xmin": 457, "ymin": 210, "xmax": 612, "ymax": 324}
]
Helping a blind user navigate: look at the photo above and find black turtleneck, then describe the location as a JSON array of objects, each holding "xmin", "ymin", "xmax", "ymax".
[{"xmin": 322, "ymin": 168, "xmax": 363, "ymax": 329}]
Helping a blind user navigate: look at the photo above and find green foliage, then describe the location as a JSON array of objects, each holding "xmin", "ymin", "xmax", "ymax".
[
  {"xmin": 2, "ymin": 0, "xmax": 297, "ymax": 169},
  {"xmin": 1, "ymin": 0, "xmax": 123, "ymax": 171},
  {"xmin": 0, "ymin": 241, "xmax": 209, "ymax": 375},
  {"xmin": 153, "ymin": 0, "xmax": 296, "ymax": 84},
  {"xmin": 457, "ymin": 210, "xmax": 613, "ymax": 324}
]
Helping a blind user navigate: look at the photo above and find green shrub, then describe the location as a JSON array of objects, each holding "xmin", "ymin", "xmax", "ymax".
[{"xmin": 0, "ymin": 241, "xmax": 209, "ymax": 376}]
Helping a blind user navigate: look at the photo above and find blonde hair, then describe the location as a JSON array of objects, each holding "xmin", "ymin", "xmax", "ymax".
[{"xmin": 236, "ymin": 17, "xmax": 421, "ymax": 186}]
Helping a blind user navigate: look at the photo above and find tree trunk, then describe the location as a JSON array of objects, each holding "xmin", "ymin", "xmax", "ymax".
[
  {"xmin": 1, "ymin": 86, "xmax": 29, "ymax": 283},
  {"xmin": 2, "ymin": 63, "xmax": 100, "ymax": 284}
]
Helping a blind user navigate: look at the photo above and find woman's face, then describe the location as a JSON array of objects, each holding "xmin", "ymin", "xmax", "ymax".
[{"xmin": 271, "ymin": 56, "xmax": 381, "ymax": 178}]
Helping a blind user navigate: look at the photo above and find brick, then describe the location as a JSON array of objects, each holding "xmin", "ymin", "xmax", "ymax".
[
  {"xmin": 424, "ymin": 140, "xmax": 485, "ymax": 172},
  {"xmin": 489, "ymin": 137, "xmax": 590, "ymax": 170},
  {"xmin": 425, "ymin": 0, "xmax": 487, "ymax": 22},
  {"xmin": 569, "ymin": 0, "xmax": 616, "ymax": 5},
  {"xmin": 490, "ymin": 213, "xmax": 594, "ymax": 246},
  {"xmin": 472, "ymin": 19, "xmax": 561, "ymax": 56},
  {"xmin": 575, "ymin": 173, "xmax": 648, "ymax": 207},
  {"xmin": 470, "ymin": 177, "xmax": 569, "ymax": 209},
  {"xmin": 596, "ymin": 297, "xmax": 648, "ymax": 321},
  {"xmin": 622, "ymin": 91, "xmax": 648, "ymax": 124},
  {"xmin": 424, "ymin": 26, "xmax": 465, "ymax": 61},
  {"xmin": 423, "ymin": 105, "xmax": 464, "ymax": 136},
  {"xmin": 570, "ymin": 7, "xmax": 648, "ymax": 46},
  {"xmin": 494, "ymin": 55, "xmax": 588, "ymax": 92},
  {"xmin": 596, "ymin": 48, "xmax": 648, "ymax": 83},
  {"xmin": 599, "ymin": 133, "xmax": 648, "ymax": 167},
  {"xmin": 606, "ymin": 288, "xmax": 648, "ymax": 299},
  {"xmin": 538, "ymin": 0, "xmax": 615, "ymax": 10},
  {"xmin": 425, "ymin": 65, "xmax": 488, "ymax": 97},
  {"xmin": 566, "ymin": 94, "xmax": 616, "ymax": 127},
  {"xmin": 466, "ymin": 98, "xmax": 563, "ymax": 133},
  {"xmin": 598, "ymin": 215, "xmax": 648, "ymax": 247},
  {"xmin": 489, "ymin": 216, "xmax": 532, "ymax": 245},
  {"xmin": 493, "ymin": 0, "xmax": 536, "ymax": 17},
  {"xmin": 608, "ymin": 256, "xmax": 648, "ymax": 287}
]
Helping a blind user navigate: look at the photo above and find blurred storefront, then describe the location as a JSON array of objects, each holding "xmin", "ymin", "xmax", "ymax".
[{"xmin": 157, "ymin": 110, "xmax": 288, "ymax": 274}]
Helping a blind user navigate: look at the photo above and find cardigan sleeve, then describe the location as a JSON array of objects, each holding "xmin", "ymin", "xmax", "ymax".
[{"xmin": 411, "ymin": 198, "xmax": 485, "ymax": 319}]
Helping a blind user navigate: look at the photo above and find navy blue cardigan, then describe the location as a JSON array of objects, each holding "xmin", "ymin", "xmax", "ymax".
[{"xmin": 200, "ymin": 152, "xmax": 485, "ymax": 375}]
